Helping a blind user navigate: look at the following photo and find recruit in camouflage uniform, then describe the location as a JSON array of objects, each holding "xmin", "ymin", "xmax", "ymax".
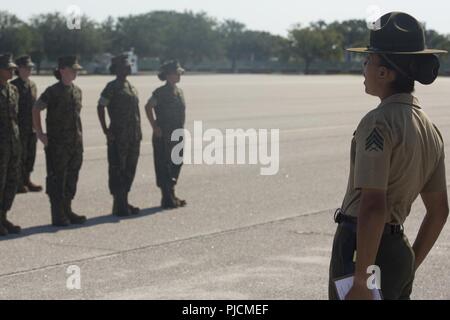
[
  {"xmin": 97, "ymin": 54, "xmax": 142, "ymax": 216},
  {"xmin": 33, "ymin": 56, "xmax": 86, "ymax": 227},
  {"xmin": 11, "ymin": 55, "xmax": 43, "ymax": 194},
  {"xmin": 0, "ymin": 54, "xmax": 22, "ymax": 236},
  {"xmin": 145, "ymin": 60, "xmax": 187, "ymax": 209}
]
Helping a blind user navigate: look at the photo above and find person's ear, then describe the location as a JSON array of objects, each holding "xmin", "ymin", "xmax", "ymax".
[
  {"xmin": 386, "ymin": 69, "xmax": 396, "ymax": 82},
  {"xmin": 378, "ymin": 66, "xmax": 387, "ymax": 78}
]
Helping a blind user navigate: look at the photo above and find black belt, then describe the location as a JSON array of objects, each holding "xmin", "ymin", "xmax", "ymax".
[{"xmin": 334, "ymin": 209, "xmax": 404, "ymax": 235}]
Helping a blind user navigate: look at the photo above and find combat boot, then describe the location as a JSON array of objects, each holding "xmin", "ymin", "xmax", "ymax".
[
  {"xmin": 17, "ymin": 185, "xmax": 29, "ymax": 194},
  {"xmin": 50, "ymin": 198, "xmax": 70, "ymax": 227},
  {"xmin": 112, "ymin": 195, "xmax": 118, "ymax": 215},
  {"xmin": 2, "ymin": 211, "xmax": 21, "ymax": 234},
  {"xmin": 26, "ymin": 177, "xmax": 43, "ymax": 192},
  {"xmin": 0, "ymin": 211, "xmax": 9, "ymax": 236},
  {"xmin": 113, "ymin": 192, "xmax": 131, "ymax": 217},
  {"xmin": 63, "ymin": 199, "xmax": 86, "ymax": 225},
  {"xmin": 161, "ymin": 188, "xmax": 177, "ymax": 209},
  {"xmin": 125, "ymin": 193, "xmax": 140, "ymax": 215},
  {"xmin": 170, "ymin": 187, "xmax": 187, "ymax": 207}
]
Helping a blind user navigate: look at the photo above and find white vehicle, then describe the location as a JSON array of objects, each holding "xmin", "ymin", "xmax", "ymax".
[{"xmin": 124, "ymin": 48, "xmax": 139, "ymax": 74}]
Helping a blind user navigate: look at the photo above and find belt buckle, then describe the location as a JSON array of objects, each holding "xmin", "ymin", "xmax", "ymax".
[
  {"xmin": 390, "ymin": 224, "xmax": 404, "ymax": 234},
  {"xmin": 334, "ymin": 209, "xmax": 342, "ymax": 223}
]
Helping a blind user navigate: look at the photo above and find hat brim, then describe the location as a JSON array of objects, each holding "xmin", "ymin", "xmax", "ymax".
[
  {"xmin": 1, "ymin": 62, "xmax": 18, "ymax": 69},
  {"xmin": 71, "ymin": 64, "xmax": 83, "ymax": 70},
  {"xmin": 113, "ymin": 62, "xmax": 131, "ymax": 68},
  {"xmin": 18, "ymin": 62, "xmax": 35, "ymax": 68},
  {"xmin": 160, "ymin": 67, "xmax": 185, "ymax": 77},
  {"xmin": 110, "ymin": 62, "xmax": 131, "ymax": 75},
  {"xmin": 347, "ymin": 47, "xmax": 448, "ymax": 55}
]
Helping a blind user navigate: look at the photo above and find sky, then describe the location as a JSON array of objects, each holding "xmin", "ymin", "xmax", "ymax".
[{"xmin": 1, "ymin": 0, "xmax": 450, "ymax": 36}]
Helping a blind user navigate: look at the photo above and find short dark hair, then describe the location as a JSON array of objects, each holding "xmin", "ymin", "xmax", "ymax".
[
  {"xmin": 157, "ymin": 72, "xmax": 166, "ymax": 81},
  {"xmin": 109, "ymin": 64, "xmax": 117, "ymax": 75},
  {"xmin": 378, "ymin": 54, "xmax": 415, "ymax": 94},
  {"xmin": 53, "ymin": 69, "xmax": 62, "ymax": 80}
]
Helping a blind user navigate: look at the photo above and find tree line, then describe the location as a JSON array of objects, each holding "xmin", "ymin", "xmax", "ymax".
[{"xmin": 1, "ymin": 10, "xmax": 449, "ymax": 74}]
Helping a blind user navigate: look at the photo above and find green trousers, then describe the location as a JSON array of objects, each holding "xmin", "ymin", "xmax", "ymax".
[
  {"xmin": 152, "ymin": 133, "xmax": 183, "ymax": 190},
  {"xmin": 328, "ymin": 222, "xmax": 416, "ymax": 300},
  {"xmin": 19, "ymin": 131, "xmax": 37, "ymax": 186},
  {"xmin": 107, "ymin": 139, "xmax": 140, "ymax": 195},
  {"xmin": 45, "ymin": 144, "xmax": 83, "ymax": 201},
  {"xmin": 0, "ymin": 143, "xmax": 20, "ymax": 211}
]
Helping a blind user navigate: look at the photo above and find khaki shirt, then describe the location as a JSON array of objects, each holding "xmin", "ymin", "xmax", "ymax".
[{"xmin": 341, "ymin": 93, "xmax": 446, "ymax": 225}]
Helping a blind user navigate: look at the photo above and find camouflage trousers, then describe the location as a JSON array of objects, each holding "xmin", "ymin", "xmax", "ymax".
[
  {"xmin": 19, "ymin": 131, "xmax": 37, "ymax": 185},
  {"xmin": 0, "ymin": 143, "xmax": 20, "ymax": 211},
  {"xmin": 152, "ymin": 132, "xmax": 183, "ymax": 190},
  {"xmin": 107, "ymin": 139, "xmax": 140, "ymax": 195},
  {"xmin": 45, "ymin": 144, "xmax": 83, "ymax": 201},
  {"xmin": 328, "ymin": 221, "xmax": 415, "ymax": 300}
]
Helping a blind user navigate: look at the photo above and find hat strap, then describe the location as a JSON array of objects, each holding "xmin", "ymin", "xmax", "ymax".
[{"xmin": 380, "ymin": 54, "xmax": 414, "ymax": 81}]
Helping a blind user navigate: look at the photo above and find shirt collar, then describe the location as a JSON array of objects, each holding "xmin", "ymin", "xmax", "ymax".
[
  {"xmin": 165, "ymin": 82, "xmax": 177, "ymax": 89},
  {"xmin": 377, "ymin": 93, "xmax": 421, "ymax": 109},
  {"xmin": 59, "ymin": 81, "xmax": 73, "ymax": 89},
  {"xmin": 16, "ymin": 77, "xmax": 30, "ymax": 88},
  {"xmin": 20, "ymin": 77, "xmax": 30, "ymax": 85},
  {"xmin": 116, "ymin": 78, "xmax": 128, "ymax": 84}
]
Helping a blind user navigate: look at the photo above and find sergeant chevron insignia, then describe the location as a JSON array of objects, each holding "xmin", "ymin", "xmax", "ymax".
[{"xmin": 365, "ymin": 128, "xmax": 384, "ymax": 152}]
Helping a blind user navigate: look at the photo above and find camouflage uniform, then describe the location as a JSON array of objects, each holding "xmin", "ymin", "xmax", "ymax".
[
  {"xmin": 151, "ymin": 83, "xmax": 185, "ymax": 191},
  {"xmin": 0, "ymin": 53, "xmax": 22, "ymax": 235},
  {"xmin": 36, "ymin": 82, "xmax": 83, "ymax": 199},
  {"xmin": 99, "ymin": 78, "xmax": 142, "ymax": 214},
  {"xmin": 10, "ymin": 76, "xmax": 39, "ymax": 190},
  {"xmin": 0, "ymin": 83, "xmax": 20, "ymax": 215},
  {"xmin": 148, "ymin": 76, "xmax": 186, "ymax": 208},
  {"xmin": 34, "ymin": 56, "xmax": 86, "ymax": 226}
]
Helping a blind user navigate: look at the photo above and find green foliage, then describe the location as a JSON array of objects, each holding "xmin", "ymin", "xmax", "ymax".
[
  {"xmin": 1, "ymin": 9, "xmax": 449, "ymax": 71},
  {"xmin": 288, "ymin": 21, "xmax": 343, "ymax": 73},
  {"xmin": 0, "ymin": 11, "xmax": 34, "ymax": 56},
  {"xmin": 29, "ymin": 13, "xmax": 103, "ymax": 60},
  {"xmin": 111, "ymin": 11, "xmax": 221, "ymax": 64}
]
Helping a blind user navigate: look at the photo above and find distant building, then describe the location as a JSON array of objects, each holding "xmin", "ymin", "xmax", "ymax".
[
  {"xmin": 124, "ymin": 48, "xmax": 139, "ymax": 74},
  {"xmin": 85, "ymin": 53, "xmax": 113, "ymax": 74},
  {"xmin": 84, "ymin": 49, "xmax": 138, "ymax": 74}
]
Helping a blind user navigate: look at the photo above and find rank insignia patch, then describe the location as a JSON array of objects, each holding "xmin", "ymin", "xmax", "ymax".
[{"xmin": 365, "ymin": 128, "xmax": 384, "ymax": 152}]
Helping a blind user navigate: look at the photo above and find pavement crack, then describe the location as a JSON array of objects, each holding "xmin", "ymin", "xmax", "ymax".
[
  {"xmin": 0, "ymin": 208, "xmax": 333, "ymax": 279},
  {"xmin": 291, "ymin": 231, "xmax": 335, "ymax": 237},
  {"xmin": 23, "ymin": 236, "xmax": 116, "ymax": 253}
]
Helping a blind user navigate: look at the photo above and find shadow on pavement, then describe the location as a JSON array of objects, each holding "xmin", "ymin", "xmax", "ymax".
[{"xmin": 0, "ymin": 206, "xmax": 165, "ymax": 241}]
